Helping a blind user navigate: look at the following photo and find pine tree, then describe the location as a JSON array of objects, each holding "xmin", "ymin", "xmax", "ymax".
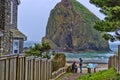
[{"xmin": 90, "ymin": 0, "xmax": 120, "ymax": 41}]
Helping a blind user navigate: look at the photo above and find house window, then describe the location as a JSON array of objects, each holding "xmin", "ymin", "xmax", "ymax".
[
  {"xmin": 11, "ymin": 1, "xmax": 13, "ymax": 24},
  {"xmin": 13, "ymin": 40, "xmax": 19, "ymax": 54}
]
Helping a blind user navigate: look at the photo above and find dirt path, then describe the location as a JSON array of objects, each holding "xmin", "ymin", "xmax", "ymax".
[
  {"xmin": 57, "ymin": 63, "xmax": 108, "ymax": 80},
  {"xmin": 61, "ymin": 73, "xmax": 85, "ymax": 80}
]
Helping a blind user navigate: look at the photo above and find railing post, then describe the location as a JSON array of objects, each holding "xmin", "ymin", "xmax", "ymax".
[
  {"xmin": 16, "ymin": 54, "xmax": 20, "ymax": 80},
  {"xmin": 115, "ymin": 56, "xmax": 117, "ymax": 70},
  {"xmin": 33, "ymin": 57, "xmax": 36, "ymax": 80},
  {"xmin": 108, "ymin": 56, "xmax": 111, "ymax": 68},
  {"xmin": 49, "ymin": 60, "xmax": 52, "ymax": 79},
  {"xmin": 25, "ymin": 57, "xmax": 28, "ymax": 80},
  {"xmin": 118, "ymin": 45, "xmax": 120, "ymax": 74},
  {"xmin": 40, "ymin": 59, "xmax": 43, "ymax": 80},
  {"xmin": 23, "ymin": 56, "xmax": 26, "ymax": 80},
  {"xmin": 39, "ymin": 58, "xmax": 41, "ymax": 80},
  {"xmin": 47, "ymin": 59, "xmax": 51, "ymax": 80},
  {"xmin": 4, "ymin": 58, "xmax": 6, "ymax": 80},
  {"xmin": 46, "ymin": 59, "xmax": 48, "ymax": 80},
  {"xmin": 8, "ymin": 57, "xmax": 10, "ymax": 80}
]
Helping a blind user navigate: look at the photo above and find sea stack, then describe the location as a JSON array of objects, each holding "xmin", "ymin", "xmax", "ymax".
[{"xmin": 43, "ymin": 0, "xmax": 110, "ymax": 52}]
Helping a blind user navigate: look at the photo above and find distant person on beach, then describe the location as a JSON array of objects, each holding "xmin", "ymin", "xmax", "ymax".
[
  {"xmin": 79, "ymin": 58, "xmax": 83, "ymax": 73},
  {"xmin": 71, "ymin": 62, "xmax": 78, "ymax": 73}
]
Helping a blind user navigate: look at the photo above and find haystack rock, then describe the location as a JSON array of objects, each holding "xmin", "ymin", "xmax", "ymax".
[{"xmin": 42, "ymin": 0, "xmax": 110, "ymax": 52}]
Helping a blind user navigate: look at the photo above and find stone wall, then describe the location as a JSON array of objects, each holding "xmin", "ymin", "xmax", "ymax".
[
  {"xmin": 0, "ymin": 0, "xmax": 13, "ymax": 54},
  {"xmin": 0, "ymin": 0, "xmax": 5, "ymax": 30},
  {"xmin": 0, "ymin": 0, "xmax": 26, "ymax": 54}
]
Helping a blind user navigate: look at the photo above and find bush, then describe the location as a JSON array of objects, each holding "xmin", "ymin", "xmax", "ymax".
[
  {"xmin": 66, "ymin": 66, "xmax": 74, "ymax": 73},
  {"xmin": 113, "ymin": 76, "xmax": 120, "ymax": 80},
  {"xmin": 52, "ymin": 53, "xmax": 66, "ymax": 72}
]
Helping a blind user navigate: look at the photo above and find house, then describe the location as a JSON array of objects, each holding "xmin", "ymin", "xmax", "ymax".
[
  {"xmin": 10, "ymin": 0, "xmax": 27, "ymax": 54},
  {"xmin": 0, "ymin": 0, "xmax": 27, "ymax": 55}
]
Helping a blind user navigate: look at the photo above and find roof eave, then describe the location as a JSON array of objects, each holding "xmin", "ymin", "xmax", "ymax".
[
  {"xmin": 10, "ymin": 29, "xmax": 27, "ymax": 41},
  {"xmin": 13, "ymin": 36, "xmax": 27, "ymax": 41},
  {"xmin": 17, "ymin": 0, "xmax": 21, "ymax": 5}
]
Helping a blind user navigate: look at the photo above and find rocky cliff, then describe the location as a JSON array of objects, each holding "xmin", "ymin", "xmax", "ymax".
[{"xmin": 43, "ymin": 0, "xmax": 110, "ymax": 52}]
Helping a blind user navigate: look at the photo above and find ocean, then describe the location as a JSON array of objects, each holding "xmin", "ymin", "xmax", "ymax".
[
  {"xmin": 24, "ymin": 41, "xmax": 40, "ymax": 48},
  {"xmin": 24, "ymin": 41, "xmax": 120, "ymax": 63}
]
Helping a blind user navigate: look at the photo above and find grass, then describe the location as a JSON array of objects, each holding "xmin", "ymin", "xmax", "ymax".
[
  {"xmin": 77, "ymin": 68, "xmax": 120, "ymax": 80},
  {"xmin": 70, "ymin": 0, "xmax": 99, "ymax": 25}
]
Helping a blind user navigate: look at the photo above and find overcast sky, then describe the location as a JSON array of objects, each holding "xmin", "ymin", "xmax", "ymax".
[{"xmin": 18, "ymin": 0, "xmax": 105, "ymax": 42}]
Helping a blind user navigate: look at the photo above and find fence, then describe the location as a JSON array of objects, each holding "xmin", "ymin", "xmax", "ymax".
[
  {"xmin": 50, "ymin": 67, "xmax": 67, "ymax": 80},
  {"xmin": 0, "ymin": 54, "xmax": 52, "ymax": 80},
  {"xmin": 108, "ymin": 45, "xmax": 120, "ymax": 74}
]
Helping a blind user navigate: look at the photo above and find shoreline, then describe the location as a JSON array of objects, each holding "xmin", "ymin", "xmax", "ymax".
[
  {"xmin": 66, "ymin": 62, "xmax": 108, "ymax": 73},
  {"xmin": 66, "ymin": 62, "xmax": 108, "ymax": 68},
  {"xmin": 66, "ymin": 59, "xmax": 108, "ymax": 64}
]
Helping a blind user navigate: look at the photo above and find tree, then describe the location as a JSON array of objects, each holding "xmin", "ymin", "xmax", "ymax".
[
  {"xmin": 40, "ymin": 41, "xmax": 51, "ymax": 58},
  {"xmin": 40, "ymin": 41, "xmax": 51, "ymax": 53},
  {"xmin": 25, "ymin": 42, "xmax": 51, "ymax": 58},
  {"xmin": 25, "ymin": 43, "xmax": 42, "ymax": 56},
  {"xmin": 90, "ymin": 0, "xmax": 120, "ymax": 42}
]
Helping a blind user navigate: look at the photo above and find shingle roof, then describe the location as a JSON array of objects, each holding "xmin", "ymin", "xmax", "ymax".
[{"xmin": 10, "ymin": 29, "xmax": 27, "ymax": 41}]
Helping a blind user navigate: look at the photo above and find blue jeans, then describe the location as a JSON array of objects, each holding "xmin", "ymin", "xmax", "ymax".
[
  {"xmin": 80, "ymin": 66, "xmax": 82, "ymax": 73},
  {"xmin": 75, "ymin": 67, "xmax": 78, "ymax": 73}
]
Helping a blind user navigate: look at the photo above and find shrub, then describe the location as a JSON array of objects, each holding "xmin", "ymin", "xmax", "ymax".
[
  {"xmin": 66, "ymin": 66, "xmax": 74, "ymax": 73},
  {"xmin": 52, "ymin": 53, "xmax": 66, "ymax": 72},
  {"xmin": 25, "ymin": 42, "xmax": 51, "ymax": 58},
  {"xmin": 0, "ymin": 53, "xmax": 2, "ymax": 57}
]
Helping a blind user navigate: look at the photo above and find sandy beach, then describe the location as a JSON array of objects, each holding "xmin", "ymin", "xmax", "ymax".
[{"xmin": 66, "ymin": 62, "xmax": 108, "ymax": 73}]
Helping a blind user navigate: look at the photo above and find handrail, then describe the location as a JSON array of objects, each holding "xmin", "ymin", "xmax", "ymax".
[
  {"xmin": 108, "ymin": 45, "xmax": 120, "ymax": 74},
  {"xmin": 50, "ymin": 67, "xmax": 67, "ymax": 80}
]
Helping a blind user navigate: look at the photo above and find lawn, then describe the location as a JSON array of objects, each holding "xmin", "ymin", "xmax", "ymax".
[{"xmin": 77, "ymin": 68, "xmax": 120, "ymax": 80}]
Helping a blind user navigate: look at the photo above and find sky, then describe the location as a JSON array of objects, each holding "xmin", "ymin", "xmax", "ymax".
[{"xmin": 18, "ymin": 0, "xmax": 105, "ymax": 42}]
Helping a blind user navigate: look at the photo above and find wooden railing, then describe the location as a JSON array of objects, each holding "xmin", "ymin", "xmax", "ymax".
[
  {"xmin": 108, "ymin": 45, "xmax": 120, "ymax": 74},
  {"xmin": 0, "ymin": 54, "xmax": 52, "ymax": 80},
  {"xmin": 50, "ymin": 67, "xmax": 67, "ymax": 80}
]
